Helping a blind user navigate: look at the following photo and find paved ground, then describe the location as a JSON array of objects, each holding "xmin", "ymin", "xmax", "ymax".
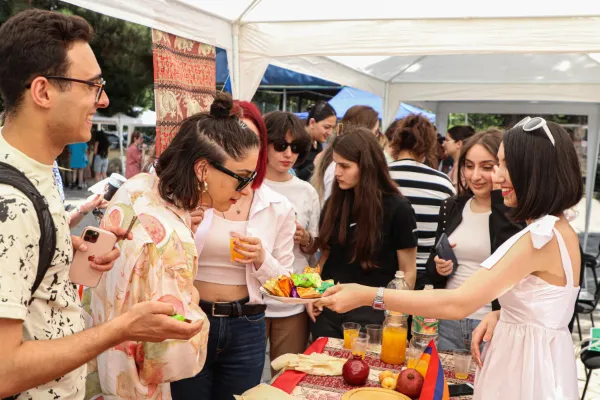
[{"xmin": 64, "ymin": 187, "xmax": 600, "ymax": 398}]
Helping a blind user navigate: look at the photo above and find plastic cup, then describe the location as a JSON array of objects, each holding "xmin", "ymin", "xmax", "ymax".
[
  {"xmin": 343, "ymin": 322, "xmax": 361, "ymax": 349},
  {"xmin": 453, "ymin": 350, "xmax": 472, "ymax": 380},
  {"xmin": 366, "ymin": 324, "xmax": 382, "ymax": 353},
  {"xmin": 229, "ymin": 231, "xmax": 247, "ymax": 262},
  {"xmin": 351, "ymin": 332, "xmax": 369, "ymax": 359}
]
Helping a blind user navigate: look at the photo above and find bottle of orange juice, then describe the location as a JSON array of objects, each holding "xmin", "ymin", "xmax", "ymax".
[{"xmin": 380, "ymin": 314, "xmax": 408, "ymax": 364}]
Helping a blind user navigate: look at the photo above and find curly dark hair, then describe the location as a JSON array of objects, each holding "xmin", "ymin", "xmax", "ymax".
[{"xmin": 389, "ymin": 114, "xmax": 438, "ymax": 167}]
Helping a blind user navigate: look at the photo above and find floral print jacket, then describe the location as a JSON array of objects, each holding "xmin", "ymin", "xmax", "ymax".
[{"xmin": 83, "ymin": 173, "xmax": 208, "ymax": 400}]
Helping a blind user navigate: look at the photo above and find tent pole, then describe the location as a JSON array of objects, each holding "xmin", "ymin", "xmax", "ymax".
[
  {"xmin": 282, "ymin": 88, "xmax": 287, "ymax": 111},
  {"xmin": 583, "ymin": 108, "xmax": 600, "ymax": 251}
]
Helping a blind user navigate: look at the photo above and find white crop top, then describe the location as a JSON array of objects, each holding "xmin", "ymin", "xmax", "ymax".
[{"xmin": 195, "ymin": 214, "xmax": 248, "ymax": 285}]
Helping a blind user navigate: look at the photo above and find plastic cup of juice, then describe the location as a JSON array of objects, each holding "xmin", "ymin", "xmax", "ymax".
[
  {"xmin": 351, "ymin": 332, "xmax": 369, "ymax": 359},
  {"xmin": 343, "ymin": 322, "xmax": 361, "ymax": 349},
  {"xmin": 453, "ymin": 350, "xmax": 472, "ymax": 380},
  {"xmin": 229, "ymin": 231, "xmax": 247, "ymax": 262}
]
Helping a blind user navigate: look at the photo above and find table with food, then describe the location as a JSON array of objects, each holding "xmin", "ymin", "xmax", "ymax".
[{"xmin": 237, "ymin": 269, "xmax": 476, "ymax": 400}]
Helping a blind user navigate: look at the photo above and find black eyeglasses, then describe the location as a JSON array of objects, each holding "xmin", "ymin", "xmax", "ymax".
[
  {"xmin": 272, "ymin": 140, "xmax": 303, "ymax": 154},
  {"xmin": 26, "ymin": 76, "xmax": 106, "ymax": 103},
  {"xmin": 211, "ymin": 162, "xmax": 257, "ymax": 192}
]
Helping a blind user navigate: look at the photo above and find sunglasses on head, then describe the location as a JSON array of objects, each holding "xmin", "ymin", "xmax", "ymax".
[
  {"xmin": 211, "ymin": 162, "xmax": 257, "ymax": 192},
  {"xmin": 272, "ymin": 140, "xmax": 303, "ymax": 154},
  {"xmin": 515, "ymin": 116, "xmax": 555, "ymax": 146}
]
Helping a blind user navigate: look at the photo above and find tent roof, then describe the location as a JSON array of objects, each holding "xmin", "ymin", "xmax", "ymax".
[
  {"xmin": 63, "ymin": 0, "xmax": 600, "ymax": 104},
  {"xmin": 215, "ymin": 48, "xmax": 338, "ymax": 87}
]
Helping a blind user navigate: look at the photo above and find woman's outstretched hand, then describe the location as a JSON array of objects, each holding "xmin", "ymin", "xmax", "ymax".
[{"xmin": 316, "ymin": 284, "xmax": 376, "ymax": 313}]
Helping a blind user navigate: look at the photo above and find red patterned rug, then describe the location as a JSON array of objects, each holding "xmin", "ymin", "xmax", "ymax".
[{"xmin": 152, "ymin": 29, "xmax": 216, "ymax": 156}]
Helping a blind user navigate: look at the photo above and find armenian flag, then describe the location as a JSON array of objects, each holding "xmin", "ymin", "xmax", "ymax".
[{"xmin": 418, "ymin": 340, "xmax": 450, "ymax": 400}]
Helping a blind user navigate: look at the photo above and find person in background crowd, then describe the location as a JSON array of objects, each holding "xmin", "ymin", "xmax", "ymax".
[
  {"xmin": 383, "ymin": 119, "xmax": 401, "ymax": 164},
  {"xmin": 0, "ymin": 10, "xmax": 200, "ymax": 400},
  {"xmin": 67, "ymin": 141, "xmax": 88, "ymax": 189},
  {"xmin": 308, "ymin": 127, "xmax": 417, "ymax": 339},
  {"xmin": 171, "ymin": 101, "xmax": 296, "ymax": 400},
  {"xmin": 388, "ymin": 115, "xmax": 456, "ymax": 289},
  {"xmin": 88, "ymin": 94, "xmax": 259, "ymax": 399},
  {"xmin": 436, "ymin": 133, "xmax": 452, "ymax": 174},
  {"xmin": 294, "ymin": 101, "xmax": 337, "ymax": 182},
  {"xmin": 125, "ymin": 130, "xmax": 145, "ymax": 178},
  {"xmin": 262, "ymin": 111, "xmax": 319, "ymax": 376},
  {"xmin": 426, "ymin": 129, "xmax": 523, "ymax": 351},
  {"xmin": 444, "ymin": 125, "xmax": 475, "ymax": 186},
  {"xmin": 93, "ymin": 129, "xmax": 110, "ymax": 180},
  {"xmin": 319, "ymin": 118, "xmax": 582, "ymax": 400},
  {"xmin": 312, "ymin": 105, "xmax": 379, "ymax": 204}
]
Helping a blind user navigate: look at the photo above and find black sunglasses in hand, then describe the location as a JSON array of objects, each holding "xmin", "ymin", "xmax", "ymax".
[
  {"xmin": 211, "ymin": 162, "xmax": 257, "ymax": 192},
  {"xmin": 273, "ymin": 140, "xmax": 303, "ymax": 154}
]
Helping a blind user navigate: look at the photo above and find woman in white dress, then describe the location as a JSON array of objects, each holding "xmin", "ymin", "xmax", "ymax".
[{"xmin": 317, "ymin": 117, "xmax": 582, "ymax": 399}]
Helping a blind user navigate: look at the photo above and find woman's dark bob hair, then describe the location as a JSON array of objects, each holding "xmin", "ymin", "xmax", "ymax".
[
  {"xmin": 155, "ymin": 93, "xmax": 259, "ymax": 211},
  {"xmin": 503, "ymin": 120, "xmax": 583, "ymax": 221},
  {"xmin": 264, "ymin": 111, "xmax": 312, "ymax": 165}
]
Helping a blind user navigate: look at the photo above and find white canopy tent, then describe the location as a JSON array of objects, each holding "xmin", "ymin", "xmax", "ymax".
[
  {"xmin": 92, "ymin": 110, "xmax": 156, "ymax": 172},
  {"xmin": 63, "ymin": 0, "xmax": 600, "ymax": 246}
]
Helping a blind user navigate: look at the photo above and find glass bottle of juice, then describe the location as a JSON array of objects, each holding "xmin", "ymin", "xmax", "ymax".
[
  {"xmin": 380, "ymin": 271, "xmax": 410, "ymax": 365},
  {"xmin": 380, "ymin": 314, "xmax": 408, "ymax": 364}
]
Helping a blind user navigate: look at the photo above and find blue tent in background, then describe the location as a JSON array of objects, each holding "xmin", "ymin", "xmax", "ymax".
[
  {"xmin": 296, "ymin": 87, "xmax": 435, "ymax": 122},
  {"xmin": 217, "ymin": 48, "xmax": 339, "ymax": 88}
]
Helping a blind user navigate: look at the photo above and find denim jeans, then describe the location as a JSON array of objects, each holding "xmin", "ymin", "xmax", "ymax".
[
  {"xmin": 438, "ymin": 318, "xmax": 481, "ymax": 352},
  {"xmin": 171, "ymin": 312, "xmax": 267, "ymax": 400}
]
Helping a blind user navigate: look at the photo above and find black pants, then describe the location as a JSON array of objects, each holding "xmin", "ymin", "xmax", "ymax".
[{"xmin": 310, "ymin": 306, "xmax": 385, "ymax": 339}]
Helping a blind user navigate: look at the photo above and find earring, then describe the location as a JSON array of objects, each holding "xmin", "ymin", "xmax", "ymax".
[{"xmin": 202, "ymin": 181, "xmax": 208, "ymax": 192}]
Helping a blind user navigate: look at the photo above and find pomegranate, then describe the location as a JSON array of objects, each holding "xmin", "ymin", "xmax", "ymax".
[
  {"xmin": 342, "ymin": 355, "xmax": 370, "ymax": 386},
  {"xmin": 396, "ymin": 368, "xmax": 424, "ymax": 399}
]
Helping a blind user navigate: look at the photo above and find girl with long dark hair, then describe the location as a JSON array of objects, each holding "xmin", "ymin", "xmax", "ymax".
[{"xmin": 308, "ymin": 127, "xmax": 417, "ymax": 338}]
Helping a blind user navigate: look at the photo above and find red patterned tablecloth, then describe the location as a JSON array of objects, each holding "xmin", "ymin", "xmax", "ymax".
[{"xmin": 273, "ymin": 337, "xmax": 475, "ymax": 400}]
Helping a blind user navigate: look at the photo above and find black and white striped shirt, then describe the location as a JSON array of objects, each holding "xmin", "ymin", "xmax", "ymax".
[{"xmin": 389, "ymin": 159, "xmax": 456, "ymax": 270}]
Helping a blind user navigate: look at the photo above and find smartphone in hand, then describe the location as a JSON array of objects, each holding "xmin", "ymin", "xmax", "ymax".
[
  {"xmin": 69, "ymin": 227, "xmax": 117, "ymax": 287},
  {"xmin": 435, "ymin": 233, "xmax": 458, "ymax": 276}
]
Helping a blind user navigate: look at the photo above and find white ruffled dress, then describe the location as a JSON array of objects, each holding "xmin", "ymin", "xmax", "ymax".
[{"xmin": 474, "ymin": 215, "xmax": 579, "ymax": 400}]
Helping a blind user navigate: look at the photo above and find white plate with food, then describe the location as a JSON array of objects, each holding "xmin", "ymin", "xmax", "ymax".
[{"xmin": 259, "ymin": 287, "xmax": 322, "ymax": 304}]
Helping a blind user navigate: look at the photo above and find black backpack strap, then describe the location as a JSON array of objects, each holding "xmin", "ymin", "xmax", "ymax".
[{"xmin": 0, "ymin": 162, "xmax": 56, "ymax": 297}]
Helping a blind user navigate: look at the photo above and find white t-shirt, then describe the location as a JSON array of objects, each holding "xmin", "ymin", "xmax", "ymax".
[
  {"xmin": 322, "ymin": 161, "xmax": 336, "ymax": 203},
  {"xmin": 447, "ymin": 198, "xmax": 492, "ymax": 320},
  {"xmin": 263, "ymin": 177, "xmax": 321, "ymax": 317},
  {"xmin": 0, "ymin": 130, "xmax": 85, "ymax": 399}
]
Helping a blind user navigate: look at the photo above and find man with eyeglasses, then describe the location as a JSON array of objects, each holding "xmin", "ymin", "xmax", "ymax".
[{"xmin": 0, "ymin": 10, "xmax": 203, "ymax": 400}]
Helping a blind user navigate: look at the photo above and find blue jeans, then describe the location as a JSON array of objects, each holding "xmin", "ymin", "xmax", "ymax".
[
  {"xmin": 171, "ymin": 312, "xmax": 267, "ymax": 400},
  {"xmin": 438, "ymin": 318, "xmax": 481, "ymax": 352}
]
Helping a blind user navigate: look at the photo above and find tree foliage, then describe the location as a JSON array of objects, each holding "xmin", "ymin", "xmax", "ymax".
[{"xmin": 0, "ymin": 0, "xmax": 154, "ymax": 116}]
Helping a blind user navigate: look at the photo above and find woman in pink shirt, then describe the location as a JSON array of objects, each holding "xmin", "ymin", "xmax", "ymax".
[{"xmin": 125, "ymin": 131, "xmax": 144, "ymax": 178}]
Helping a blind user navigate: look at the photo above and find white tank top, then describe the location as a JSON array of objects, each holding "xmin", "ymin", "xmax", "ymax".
[{"xmin": 195, "ymin": 214, "xmax": 248, "ymax": 285}]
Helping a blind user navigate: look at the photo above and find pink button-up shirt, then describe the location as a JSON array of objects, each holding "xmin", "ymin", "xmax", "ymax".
[{"xmin": 194, "ymin": 184, "xmax": 296, "ymax": 304}]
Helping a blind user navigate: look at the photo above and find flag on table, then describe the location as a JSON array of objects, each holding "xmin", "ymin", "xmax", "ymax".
[{"xmin": 419, "ymin": 340, "xmax": 450, "ymax": 400}]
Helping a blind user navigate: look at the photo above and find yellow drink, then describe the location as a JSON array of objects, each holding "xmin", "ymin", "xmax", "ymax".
[
  {"xmin": 229, "ymin": 237, "xmax": 247, "ymax": 262},
  {"xmin": 344, "ymin": 329, "xmax": 359, "ymax": 349},
  {"xmin": 455, "ymin": 372, "xmax": 469, "ymax": 380},
  {"xmin": 380, "ymin": 326, "xmax": 407, "ymax": 365}
]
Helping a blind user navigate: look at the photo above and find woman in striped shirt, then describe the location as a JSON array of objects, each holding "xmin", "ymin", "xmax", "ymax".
[{"xmin": 388, "ymin": 115, "xmax": 455, "ymax": 289}]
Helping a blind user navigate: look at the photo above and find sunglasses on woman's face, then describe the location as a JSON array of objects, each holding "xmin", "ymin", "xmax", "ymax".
[
  {"xmin": 211, "ymin": 162, "xmax": 257, "ymax": 192},
  {"xmin": 273, "ymin": 140, "xmax": 302, "ymax": 154}
]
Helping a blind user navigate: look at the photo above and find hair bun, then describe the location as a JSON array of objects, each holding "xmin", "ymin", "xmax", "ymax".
[{"xmin": 210, "ymin": 92, "xmax": 234, "ymax": 118}]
